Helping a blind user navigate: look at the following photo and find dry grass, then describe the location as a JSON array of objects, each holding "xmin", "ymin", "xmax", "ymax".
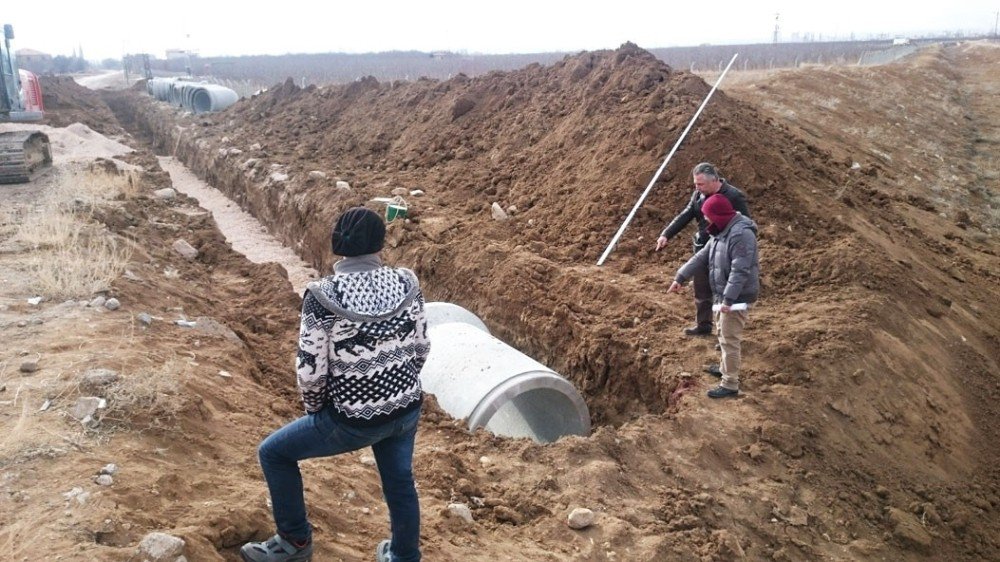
[
  {"xmin": 53, "ymin": 166, "xmax": 141, "ymax": 206},
  {"xmin": 102, "ymin": 359, "xmax": 190, "ymax": 433},
  {"xmin": 26, "ymin": 236, "xmax": 132, "ymax": 297},
  {"xmin": 14, "ymin": 168, "xmax": 136, "ymax": 298}
]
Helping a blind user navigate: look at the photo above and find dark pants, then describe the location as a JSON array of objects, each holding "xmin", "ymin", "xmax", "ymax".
[
  {"xmin": 257, "ymin": 406, "xmax": 422, "ymax": 562},
  {"xmin": 692, "ymin": 239, "xmax": 713, "ymax": 328}
]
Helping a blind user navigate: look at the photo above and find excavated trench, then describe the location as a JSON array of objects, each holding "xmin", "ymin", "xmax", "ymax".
[{"xmin": 103, "ymin": 90, "xmax": 672, "ymax": 428}]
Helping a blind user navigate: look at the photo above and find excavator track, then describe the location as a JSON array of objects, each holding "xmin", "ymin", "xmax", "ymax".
[{"xmin": 0, "ymin": 130, "xmax": 52, "ymax": 184}]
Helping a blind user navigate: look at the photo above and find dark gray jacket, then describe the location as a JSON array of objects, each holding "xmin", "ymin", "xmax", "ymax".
[
  {"xmin": 676, "ymin": 213, "xmax": 759, "ymax": 305},
  {"xmin": 659, "ymin": 181, "xmax": 751, "ymax": 249}
]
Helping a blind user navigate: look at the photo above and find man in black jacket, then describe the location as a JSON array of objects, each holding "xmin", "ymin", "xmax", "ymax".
[{"xmin": 655, "ymin": 162, "xmax": 751, "ymax": 336}]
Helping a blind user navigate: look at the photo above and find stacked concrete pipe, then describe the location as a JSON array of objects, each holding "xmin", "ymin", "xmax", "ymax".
[
  {"xmin": 147, "ymin": 77, "xmax": 238, "ymax": 114},
  {"xmin": 421, "ymin": 302, "xmax": 591, "ymax": 443}
]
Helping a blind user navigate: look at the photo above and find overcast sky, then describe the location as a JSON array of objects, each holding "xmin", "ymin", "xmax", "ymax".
[{"xmin": 5, "ymin": 1, "xmax": 998, "ymax": 60}]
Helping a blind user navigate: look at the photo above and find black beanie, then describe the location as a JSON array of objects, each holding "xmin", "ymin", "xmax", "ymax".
[{"xmin": 331, "ymin": 207, "xmax": 386, "ymax": 257}]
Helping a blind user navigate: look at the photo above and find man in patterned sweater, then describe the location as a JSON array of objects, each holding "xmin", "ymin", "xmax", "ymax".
[{"xmin": 242, "ymin": 207, "xmax": 430, "ymax": 562}]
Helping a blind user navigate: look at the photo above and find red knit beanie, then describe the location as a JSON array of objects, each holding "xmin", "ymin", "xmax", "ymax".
[{"xmin": 702, "ymin": 194, "xmax": 736, "ymax": 230}]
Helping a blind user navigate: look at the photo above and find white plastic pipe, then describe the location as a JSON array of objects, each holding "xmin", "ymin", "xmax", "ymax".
[{"xmin": 421, "ymin": 302, "xmax": 591, "ymax": 443}]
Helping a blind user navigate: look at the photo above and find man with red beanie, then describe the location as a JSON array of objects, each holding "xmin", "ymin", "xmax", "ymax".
[
  {"xmin": 668, "ymin": 194, "xmax": 759, "ymax": 398},
  {"xmin": 655, "ymin": 163, "xmax": 751, "ymax": 337},
  {"xmin": 242, "ymin": 206, "xmax": 429, "ymax": 562}
]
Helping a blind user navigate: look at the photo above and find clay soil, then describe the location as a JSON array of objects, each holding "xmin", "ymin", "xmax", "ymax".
[{"xmin": 2, "ymin": 42, "xmax": 998, "ymax": 561}]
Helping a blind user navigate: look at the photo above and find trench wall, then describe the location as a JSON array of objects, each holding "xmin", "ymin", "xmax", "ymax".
[{"xmin": 103, "ymin": 91, "xmax": 680, "ymax": 425}]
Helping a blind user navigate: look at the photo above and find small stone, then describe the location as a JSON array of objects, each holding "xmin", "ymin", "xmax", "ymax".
[
  {"xmin": 269, "ymin": 172, "xmax": 289, "ymax": 183},
  {"xmin": 138, "ymin": 532, "xmax": 186, "ymax": 562},
  {"xmin": 490, "ymin": 202, "xmax": 508, "ymax": 220},
  {"xmin": 89, "ymin": 296, "xmax": 107, "ymax": 308},
  {"xmin": 447, "ymin": 503, "xmax": 474, "ymax": 523},
  {"xmin": 887, "ymin": 507, "xmax": 932, "ymax": 551},
  {"xmin": 64, "ymin": 487, "xmax": 91, "ymax": 505},
  {"xmin": 40, "ymin": 399, "xmax": 51, "ymax": 411},
  {"xmin": 218, "ymin": 370, "xmax": 232, "ymax": 378},
  {"xmin": 172, "ymin": 239, "xmax": 199, "ymax": 260},
  {"xmin": 104, "ymin": 298, "xmax": 121, "ymax": 311},
  {"xmin": 153, "ymin": 188, "xmax": 177, "ymax": 200},
  {"xmin": 81, "ymin": 368, "xmax": 119, "ymax": 393},
  {"xmin": 70, "ymin": 397, "xmax": 106, "ymax": 421},
  {"xmin": 506, "ymin": 205, "xmax": 518, "ymax": 215},
  {"xmin": 409, "ymin": 189, "xmax": 425, "ymax": 197},
  {"xmin": 788, "ymin": 506, "xmax": 809, "ymax": 526},
  {"xmin": 16, "ymin": 320, "xmax": 27, "ymax": 328},
  {"xmin": 27, "ymin": 296, "xmax": 43, "ymax": 306},
  {"xmin": 30, "ymin": 317, "xmax": 43, "ymax": 325},
  {"xmin": 335, "ymin": 180, "xmax": 351, "ymax": 190},
  {"xmin": 19, "ymin": 361, "xmax": 39, "ymax": 373},
  {"xmin": 100, "ymin": 464, "xmax": 118, "ymax": 476},
  {"xmin": 308, "ymin": 171, "xmax": 327, "ymax": 179},
  {"xmin": 138, "ymin": 313, "xmax": 153, "ymax": 326},
  {"xmin": 359, "ymin": 454, "xmax": 377, "ymax": 466},
  {"xmin": 479, "ymin": 456, "xmax": 492, "ymax": 467},
  {"xmin": 391, "ymin": 187, "xmax": 408, "ymax": 196},
  {"xmin": 95, "ymin": 474, "xmax": 113, "ymax": 486},
  {"xmin": 250, "ymin": 143, "xmax": 262, "ymax": 151},
  {"xmin": 567, "ymin": 507, "xmax": 595, "ymax": 529}
]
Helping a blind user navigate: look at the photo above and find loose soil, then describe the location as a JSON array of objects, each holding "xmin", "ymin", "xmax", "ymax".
[{"xmin": 1, "ymin": 41, "xmax": 997, "ymax": 561}]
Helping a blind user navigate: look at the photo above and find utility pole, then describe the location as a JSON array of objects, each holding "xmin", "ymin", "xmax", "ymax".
[
  {"xmin": 773, "ymin": 13, "xmax": 780, "ymax": 44},
  {"xmin": 994, "ymin": 10, "xmax": 999, "ymax": 38}
]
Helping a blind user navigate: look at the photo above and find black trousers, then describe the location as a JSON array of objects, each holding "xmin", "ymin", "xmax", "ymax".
[{"xmin": 691, "ymin": 239, "xmax": 713, "ymax": 328}]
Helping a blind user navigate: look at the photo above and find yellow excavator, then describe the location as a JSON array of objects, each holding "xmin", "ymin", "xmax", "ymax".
[{"xmin": 0, "ymin": 23, "xmax": 51, "ymax": 184}]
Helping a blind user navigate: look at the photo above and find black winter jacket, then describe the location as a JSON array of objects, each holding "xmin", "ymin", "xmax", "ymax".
[{"xmin": 659, "ymin": 181, "xmax": 751, "ymax": 249}]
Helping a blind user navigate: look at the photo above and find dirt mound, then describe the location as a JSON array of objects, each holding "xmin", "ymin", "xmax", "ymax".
[{"xmin": 39, "ymin": 76, "xmax": 125, "ymax": 135}]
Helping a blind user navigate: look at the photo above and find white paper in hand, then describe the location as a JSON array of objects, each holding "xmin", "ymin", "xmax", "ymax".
[{"xmin": 712, "ymin": 303, "xmax": 748, "ymax": 312}]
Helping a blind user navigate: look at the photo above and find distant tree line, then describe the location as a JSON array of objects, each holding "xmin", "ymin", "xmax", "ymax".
[
  {"xmin": 127, "ymin": 32, "xmax": 993, "ymax": 91},
  {"xmin": 19, "ymin": 55, "xmax": 88, "ymax": 75}
]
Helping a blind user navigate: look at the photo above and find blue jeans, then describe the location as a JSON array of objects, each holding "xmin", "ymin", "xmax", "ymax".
[{"xmin": 257, "ymin": 406, "xmax": 422, "ymax": 562}]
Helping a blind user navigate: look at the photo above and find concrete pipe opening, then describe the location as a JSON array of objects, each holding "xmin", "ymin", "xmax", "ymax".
[
  {"xmin": 421, "ymin": 302, "xmax": 590, "ymax": 443},
  {"xmin": 191, "ymin": 85, "xmax": 239, "ymax": 114}
]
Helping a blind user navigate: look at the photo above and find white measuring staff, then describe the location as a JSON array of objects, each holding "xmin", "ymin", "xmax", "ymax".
[{"xmin": 596, "ymin": 52, "xmax": 739, "ymax": 266}]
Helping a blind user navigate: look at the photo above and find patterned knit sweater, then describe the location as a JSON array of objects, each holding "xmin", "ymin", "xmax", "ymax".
[{"xmin": 296, "ymin": 255, "xmax": 429, "ymax": 426}]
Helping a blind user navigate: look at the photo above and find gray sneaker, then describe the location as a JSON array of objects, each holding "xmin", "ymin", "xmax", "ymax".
[
  {"xmin": 376, "ymin": 539, "xmax": 392, "ymax": 562},
  {"xmin": 241, "ymin": 534, "xmax": 312, "ymax": 562}
]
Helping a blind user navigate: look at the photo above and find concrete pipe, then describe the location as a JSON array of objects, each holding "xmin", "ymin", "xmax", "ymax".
[
  {"xmin": 191, "ymin": 84, "xmax": 238, "ymax": 113},
  {"xmin": 421, "ymin": 302, "xmax": 591, "ymax": 443},
  {"xmin": 147, "ymin": 78, "xmax": 177, "ymax": 101}
]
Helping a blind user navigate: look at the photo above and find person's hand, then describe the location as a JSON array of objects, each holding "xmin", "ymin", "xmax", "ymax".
[
  {"xmin": 655, "ymin": 236, "xmax": 668, "ymax": 251},
  {"xmin": 719, "ymin": 304, "xmax": 732, "ymax": 313},
  {"xmin": 667, "ymin": 281, "xmax": 684, "ymax": 293}
]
